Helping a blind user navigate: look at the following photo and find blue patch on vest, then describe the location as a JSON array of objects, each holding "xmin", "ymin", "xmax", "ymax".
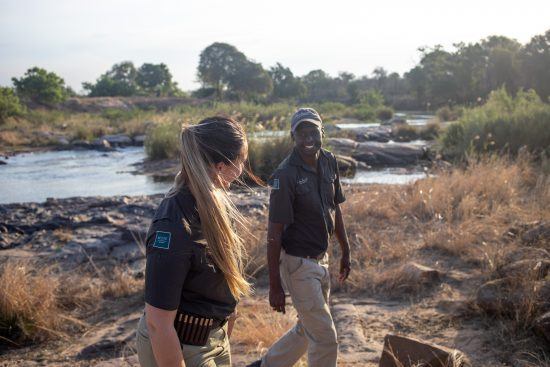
[
  {"xmin": 153, "ymin": 231, "xmax": 171, "ymax": 249},
  {"xmin": 271, "ymin": 178, "xmax": 280, "ymax": 190}
]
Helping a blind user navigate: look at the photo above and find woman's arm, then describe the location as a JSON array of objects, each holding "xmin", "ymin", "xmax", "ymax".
[{"xmin": 145, "ymin": 303, "xmax": 186, "ymax": 367}]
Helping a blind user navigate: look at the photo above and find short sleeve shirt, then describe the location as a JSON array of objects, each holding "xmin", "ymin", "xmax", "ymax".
[
  {"xmin": 268, "ymin": 148, "xmax": 345, "ymax": 257},
  {"xmin": 144, "ymin": 187, "xmax": 237, "ymax": 320}
]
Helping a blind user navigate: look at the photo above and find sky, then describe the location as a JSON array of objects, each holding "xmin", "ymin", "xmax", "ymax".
[{"xmin": 1, "ymin": 0, "xmax": 549, "ymax": 93}]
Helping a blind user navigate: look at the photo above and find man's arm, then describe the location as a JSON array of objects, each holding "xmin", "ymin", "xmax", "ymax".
[
  {"xmin": 267, "ymin": 221, "xmax": 286, "ymax": 313},
  {"xmin": 334, "ymin": 204, "xmax": 351, "ymax": 282}
]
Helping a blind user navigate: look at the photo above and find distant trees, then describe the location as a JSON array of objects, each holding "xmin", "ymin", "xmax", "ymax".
[
  {"xmin": 83, "ymin": 61, "xmax": 181, "ymax": 97},
  {"xmin": 269, "ymin": 63, "xmax": 306, "ymax": 100},
  {"xmin": 12, "ymin": 67, "xmax": 68, "ymax": 106},
  {"xmin": 0, "ymin": 87, "xmax": 25, "ymax": 123},
  {"xmin": 197, "ymin": 42, "xmax": 272, "ymax": 100}
]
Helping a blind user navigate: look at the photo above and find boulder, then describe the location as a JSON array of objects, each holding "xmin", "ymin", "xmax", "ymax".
[
  {"xmin": 91, "ymin": 138, "xmax": 114, "ymax": 151},
  {"xmin": 499, "ymin": 259, "xmax": 550, "ymax": 280},
  {"xmin": 400, "ymin": 262, "xmax": 442, "ymax": 284},
  {"xmin": 101, "ymin": 134, "xmax": 133, "ymax": 146},
  {"xmin": 379, "ymin": 334, "xmax": 468, "ymax": 367},
  {"xmin": 335, "ymin": 155, "xmax": 357, "ymax": 176},
  {"xmin": 352, "ymin": 142, "xmax": 427, "ymax": 166},
  {"xmin": 358, "ymin": 130, "xmax": 392, "ymax": 143},
  {"xmin": 0, "ymin": 160, "xmax": 6, "ymax": 165},
  {"xmin": 533, "ymin": 311, "xmax": 550, "ymax": 344},
  {"xmin": 521, "ymin": 222, "xmax": 550, "ymax": 245},
  {"xmin": 325, "ymin": 138, "xmax": 358, "ymax": 156},
  {"xmin": 476, "ymin": 278, "xmax": 550, "ymax": 314},
  {"xmin": 133, "ymin": 134, "xmax": 146, "ymax": 145}
]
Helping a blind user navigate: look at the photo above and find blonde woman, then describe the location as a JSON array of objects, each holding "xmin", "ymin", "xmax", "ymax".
[{"xmin": 136, "ymin": 116, "xmax": 253, "ymax": 367}]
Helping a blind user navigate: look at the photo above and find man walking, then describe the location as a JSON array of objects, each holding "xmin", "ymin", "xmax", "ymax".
[{"xmin": 248, "ymin": 108, "xmax": 351, "ymax": 367}]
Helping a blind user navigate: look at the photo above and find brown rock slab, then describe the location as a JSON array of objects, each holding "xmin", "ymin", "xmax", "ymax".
[
  {"xmin": 379, "ymin": 334, "xmax": 468, "ymax": 367},
  {"xmin": 534, "ymin": 311, "xmax": 550, "ymax": 344}
]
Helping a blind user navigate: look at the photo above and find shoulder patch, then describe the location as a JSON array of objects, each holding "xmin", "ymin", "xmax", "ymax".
[
  {"xmin": 271, "ymin": 178, "xmax": 280, "ymax": 190},
  {"xmin": 153, "ymin": 231, "xmax": 171, "ymax": 249}
]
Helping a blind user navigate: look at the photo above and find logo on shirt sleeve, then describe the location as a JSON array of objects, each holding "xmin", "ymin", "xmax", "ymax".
[
  {"xmin": 153, "ymin": 231, "xmax": 171, "ymax": 249},
  {"xmin": 271, "ymin": 178, "xmax": 280, "ymax": 190}
]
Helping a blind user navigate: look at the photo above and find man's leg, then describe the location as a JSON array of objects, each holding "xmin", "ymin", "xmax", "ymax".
[
  {"xmin": 263, "ymin": 253, "xmax": 337, "ymax": 367},
  {"xmin": 261, "ymin": 251, "xmax": 309, "ymax": 367}
]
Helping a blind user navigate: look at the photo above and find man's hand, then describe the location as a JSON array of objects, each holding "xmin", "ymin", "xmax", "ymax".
[
  {"xmin": 339, "ymin": 254, "xmax": 351, "ymax": 283},
  {"xmin": 269, "ymin": 283, "xmax": 286, "ymax": 314}
]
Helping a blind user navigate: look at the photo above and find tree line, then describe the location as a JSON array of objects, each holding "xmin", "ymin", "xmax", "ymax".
[{"xmin": 2, "ymin": 29, "xmax": 549, "ymax": 111}]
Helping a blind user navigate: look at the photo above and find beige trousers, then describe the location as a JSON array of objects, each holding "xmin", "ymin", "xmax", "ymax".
[
  {"xmin": 262, "ymin": 250, "xmax": 338, "ymax": 367},
  {"xmin": 136, "ymin": 313, "xmax": 231, "ymax": 367}
]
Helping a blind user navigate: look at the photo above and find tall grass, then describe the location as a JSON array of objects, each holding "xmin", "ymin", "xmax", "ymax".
[{"xmin": 442, "ymin": 88, "xmax": 550, "ymax": 160}]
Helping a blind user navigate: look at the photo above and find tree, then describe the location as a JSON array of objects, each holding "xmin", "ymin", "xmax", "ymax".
[
  {"xmin": 83, "ymin": 61, "xmax": 138, "ymax": 97},
  {"xmin": 269, "ymin": 63, "xmax": 306, "ymax": 100},
  {"xmin": 12, "ymin": 67, "xmax": 67, "ymax": 105},
  {"xmin": 197, "ymin": 43, "xmax": 247, "ymax": 99},
  {"xmin": 521, "ymin": 29, "xmax": 550, "ymax": 101},
  {"xmin": 228, "ymin": 61, "xmax": 272, "ymax": 99},
  {"xmin": 0, "ymin": 87, "xmax": 25, "ymax": 123},
  {"xmin": 136, "ymin": 63, "xmax": 179, "ymax": 96}
]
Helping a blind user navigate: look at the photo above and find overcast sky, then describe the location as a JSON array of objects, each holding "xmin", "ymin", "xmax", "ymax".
[{"xmin": 1, "ymin": 0, "xmax": 548, "ymax": 93}]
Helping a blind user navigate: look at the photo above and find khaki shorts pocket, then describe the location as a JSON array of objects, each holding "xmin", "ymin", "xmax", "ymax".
[
  {"xmin": 289, "ymin": 274, "xmax": 325, "ymax": 312},
  {"xmin": 284, "ymin": 254, "xmax": 304, "ymax": 275}
]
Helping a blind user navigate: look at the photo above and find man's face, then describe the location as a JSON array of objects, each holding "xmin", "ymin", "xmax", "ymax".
[{"xmin": 292, "ymin": 122, "xmax": 322, "ymax": 158}]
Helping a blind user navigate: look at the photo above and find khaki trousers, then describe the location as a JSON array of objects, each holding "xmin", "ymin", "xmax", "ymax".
[
  {"xmin": 262, "ymin": 250, "xmax": 338, "ymax": 367},
  {"xmin": 136, "ymin": 313, "xmax": 231, "ymax": 367}
]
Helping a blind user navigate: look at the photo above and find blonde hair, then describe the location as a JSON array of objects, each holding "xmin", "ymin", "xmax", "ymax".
[{"xmin": 168, "ymin": 117, "xmax": 251, "ymax": 299}]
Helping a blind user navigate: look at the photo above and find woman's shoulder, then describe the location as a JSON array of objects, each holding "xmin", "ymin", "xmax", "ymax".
[{"xmin": 154, "ymin": 186, "xmax": 197, "ymax": 223}]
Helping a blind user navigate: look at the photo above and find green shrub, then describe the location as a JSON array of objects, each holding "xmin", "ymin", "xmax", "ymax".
[
  {"xmin": 145, "ymin": 121, "xmax": 181, "ymax": 160},
  {"xmin": 392, "ymin": 124, "xmax": 418, "ymax": 142},
  {"xmin": 12, "ymin": 67, "xmax": 68, "ymax": 106},
  {"xmin": 419, "ymin": 121, "xmax": 441, "ymax": 140},
  {"xmin": 0, "ymin": 87, "xmax": 25, "ymax": 123},
  {"xmin": 436, "ymin": 105, "xmax": 463, "ymax": 122},
  {"xmin": 247, "ymin": 136, "xmax": 293, "ymax": 181},
  {"xmin": 441, "ymin": 88, "xmax": 550, "ymax": 159},
  {"xmin": 376, "ymin": 106, "xmax": 394, "ymax": 121}
]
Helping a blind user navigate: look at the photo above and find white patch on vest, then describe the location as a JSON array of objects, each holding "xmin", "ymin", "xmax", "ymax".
[{"xmin": 298, "ymin": 177, "xmax": 308, "ymax": 185}]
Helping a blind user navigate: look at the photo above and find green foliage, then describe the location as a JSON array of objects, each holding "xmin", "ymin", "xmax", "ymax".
[
  {"xmin": 136, "ymin": 63, "xmax": 180, "ymax": 96},
  {"xmin": 419, "ymin": 121, "xmax": 441, "ymax": 140},
  {"xmin": 441, "ymin": 88, "xmax": 550, "ymax": 159},
  {"xmin": 83, "ymin": 62, "xmax": 181, "ymax": 97},
  {"xmin": 376, "ymin": 106, "xmax": 394, "ymax": 121},
  {"xmin": 0, "ymin": 87, "xmax": 25, "ymax": 123},
  {"xmin": 83, "ymin": 61, "xmax": 138, "ymax": 97},
  {"xmin": 247, "ymin": 136, "xmax": 293, "ymax": 181},
  {"xmin": 436, "ymin": 105, "xmax": 463, "ymax": 122},
  {"xmin": 12, "ymin": 67, "xmax": 67, "ymax": 105},
  {"xmin": 145, "ymin": 121, "xmax": 181, "ymax": 160},
  {"xmin": 392, "ymin": 124, "xmax": 418, "ymax": 142},
  {"xmin": 269, "ymin": 63, "xmax": 306, "ymax": 100}
]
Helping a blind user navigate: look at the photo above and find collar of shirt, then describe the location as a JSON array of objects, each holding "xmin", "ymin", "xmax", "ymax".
[{"xmin": 288, "ymin": 147, "xmax": 330, "ymax": 173}]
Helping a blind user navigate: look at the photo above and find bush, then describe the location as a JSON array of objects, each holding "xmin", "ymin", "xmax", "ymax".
[
  {"xmin": 442, "ymin": 88, "xmax": 550, "ymax": 159},
  {"xmin": 419, "ymin": 121, "xmax": 441, "ymax": 140},
  {"xmin": 392, "ymin": 124, "xmax": 418, "ymax": 142},
  {"xmin": 436, "ymin": 105, "xmax": 463, "ymax": 122},
  {"xmin": 247, "ymin": 136, "xmax": 293, "ymax": 181},
  {"xmin": 0, "ymin": 87, "xmax": 25, "ymax": 123},
  {"xmin": 145, "ymin": 121, "xmax": 181, "ymax": 160},
  {"xmin": 12, "ymin": 67, "xmax": 68, "ymax": 106},
  {"xmin": 376, "ymin": 106, "xmax": 394, "ymax": 121}
]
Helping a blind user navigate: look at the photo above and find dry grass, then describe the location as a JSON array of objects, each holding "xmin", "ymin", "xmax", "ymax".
[
  {"xmin": 0, "ymin": 261, "xmax": 68, "ymax": 343},
  {"xmin": 232, "ymin": 298, "xmax": 306, "ymax": 366},
  {"xmin": 0, "ymin": 259, "xmax": 142, "ymax": 346}
]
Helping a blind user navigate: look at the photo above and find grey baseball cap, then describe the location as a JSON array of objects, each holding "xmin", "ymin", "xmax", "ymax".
[{"xmin": 291, "ymin": 108, "xmax": 322, "ymax": 132}]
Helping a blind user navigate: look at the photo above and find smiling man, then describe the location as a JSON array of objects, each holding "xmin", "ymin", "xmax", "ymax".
[{"xmin": 248, "ymin": 108, "xmax": 351, "ymax": 367}]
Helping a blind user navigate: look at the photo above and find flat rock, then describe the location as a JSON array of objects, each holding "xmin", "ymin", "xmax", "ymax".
[
  {"xmin": 101, "ymin": 134, "xmax": 133, "ymax": 146},
  {"xmin": 379, "ymin": 334, "xmax": 468, "ymax": 367},
  {"xmin": 533, "ymin": 311, "xmax": 550, "ymax": 344}
]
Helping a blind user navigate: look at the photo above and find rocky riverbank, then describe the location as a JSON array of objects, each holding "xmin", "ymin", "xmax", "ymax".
[{"xmin": 1, "ymin": 162, "xmax": 549, "ymax": 366}]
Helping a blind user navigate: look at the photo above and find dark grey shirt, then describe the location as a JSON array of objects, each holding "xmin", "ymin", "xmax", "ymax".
[
  {"xmin": 268, "ymin": 148, "xmax": 346, "ymax": 257},
  {"xmin": 144, "ymin": 187, "xmax": 237, "ymax": 320}
]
